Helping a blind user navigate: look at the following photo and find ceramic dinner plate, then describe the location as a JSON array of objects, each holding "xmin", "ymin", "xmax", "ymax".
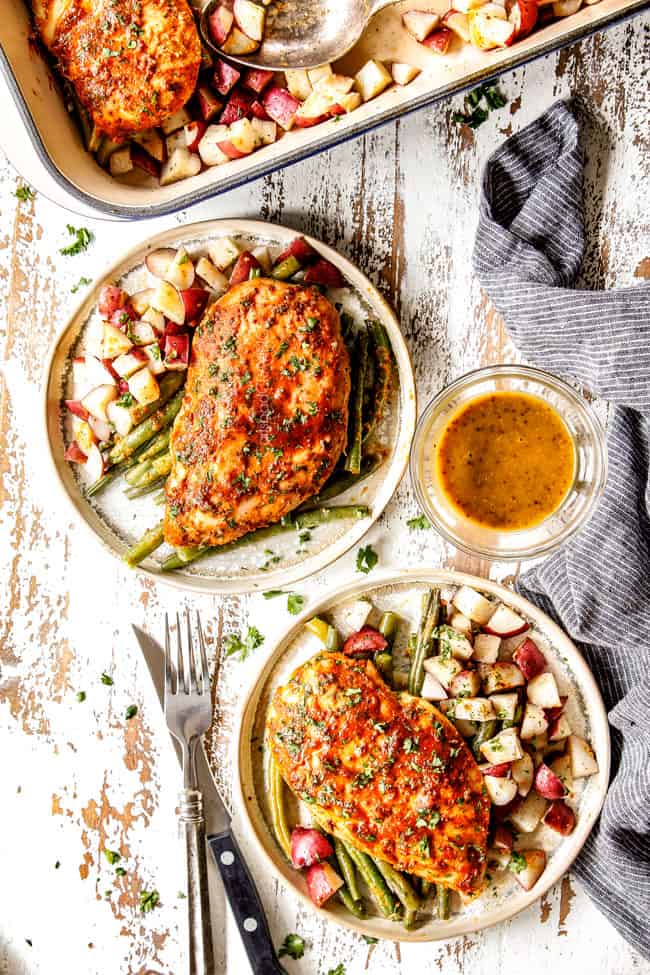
[
  {"xmin": 44, "ymin": 219, "xmax": 416, "ymax": 594},
  {"xmin": 236, "ymin": 570, "xmax": 610, "ymax": 941}
]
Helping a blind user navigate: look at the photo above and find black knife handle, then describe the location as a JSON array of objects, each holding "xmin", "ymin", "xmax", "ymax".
[{"xmin": 208, "ymin": 830, "xmax": 288, "ymax": 975}]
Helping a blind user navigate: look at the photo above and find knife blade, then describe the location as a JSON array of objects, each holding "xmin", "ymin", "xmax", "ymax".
[{"xmin": 132, "ymin": 625, "xmax": 287, "ymax": 975}]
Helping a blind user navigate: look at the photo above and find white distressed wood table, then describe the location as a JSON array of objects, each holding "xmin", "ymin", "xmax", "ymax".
[{"xmin": 1, "ymin": 16, "xmax": 649, "ymax": 975}]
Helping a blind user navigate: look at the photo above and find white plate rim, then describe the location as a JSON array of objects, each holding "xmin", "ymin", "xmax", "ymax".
[
  {"xmin": 234, "ymin": 568, "xmax": 611, "ymax": 942},
  {"xmin": 42, "ymin": 218, "xmax": 416, "ymax": 595}
]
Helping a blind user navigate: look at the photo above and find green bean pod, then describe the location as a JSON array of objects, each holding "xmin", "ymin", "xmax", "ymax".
[
  {"xmin": 375, "ymin": 860, "xmax": 421, "ymax": 913},
  {"xmin": 471, "ymin": 719, "xmax": 498, "ymax": 760},
  {"xmin": 436, "ymin": 885, "xmax": 451, "ymax": 921},
  {"xmin": 362, "ymin": 321, "xmax": 393, "ymax": 443},
  {"xmin": 408, "ymin": 588, "xmax": 440, "ymax": 696},
  {"xmin": 123, "ymin": 521, "xmax": 165, "ymax": 567},
  {"xmin": 271, "ymin": 255, "xmax": 301, "ymax": 280},
  {"xmin": 344, "ymin": 847, "xmax": 399, "ymax": 920},
  {"xmin": 334, "ymin": 837, "xmax": 362, "ymax": 904},
  {"xmin": 268, "ymin": 755, "xmax": 291, "ymax": 861},
  {"xmin": 344, "ymin": 329, "xmax": 369, "ymax": 475},
  {"xmin": 109, "ymin": 385, "xmax": 184, "ymax": 466}
]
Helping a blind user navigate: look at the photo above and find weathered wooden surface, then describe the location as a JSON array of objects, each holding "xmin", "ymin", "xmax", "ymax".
[{"xmin": 1, "ymin": 15, "xmax": 649, "ymax": 975}]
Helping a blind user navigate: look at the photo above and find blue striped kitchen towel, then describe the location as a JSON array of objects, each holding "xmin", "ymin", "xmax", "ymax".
[{"xmin": 472, "ymin": 100, "xmax": 650, "ymax": 959}]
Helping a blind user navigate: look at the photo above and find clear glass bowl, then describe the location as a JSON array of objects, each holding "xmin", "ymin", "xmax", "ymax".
[{"xmin": 410, "ymin": 365, "xmax": 608, "ymax": 561}]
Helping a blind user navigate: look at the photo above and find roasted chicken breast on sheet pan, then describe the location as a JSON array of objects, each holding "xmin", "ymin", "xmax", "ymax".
[
  {"xmin": 31, "ymin": 0, "xmax": 201, "ymax": 140},
  {"xmin": 164, "ymin": 277, "xmax": 351, "ymax": 549},
  {"xmin": 268, "ymin": 652, "xmax": 490, "ymax": 897}
]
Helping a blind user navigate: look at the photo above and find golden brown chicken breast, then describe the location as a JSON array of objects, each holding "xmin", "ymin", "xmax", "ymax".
[
  {"xmin": 268, "ymin": 652, "xmax": 490, "ymax": 898},
  {"xmin": 32, "ymin": 0, "xmax": 201, "ymax": 140},
  {"xmin": 164, "ymin": 278, "xmax": 351, "ymax": 549}
]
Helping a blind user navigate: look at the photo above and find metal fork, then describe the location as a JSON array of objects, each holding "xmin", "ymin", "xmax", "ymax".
[{"xmin": 165, "ymin": 610, "xmax": 214, "ymax": 975}]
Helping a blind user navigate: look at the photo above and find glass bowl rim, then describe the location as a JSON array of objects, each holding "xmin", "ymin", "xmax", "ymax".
[{"xmin": 409, "ymin": 364, "xmax": 608, "ymax": 561}]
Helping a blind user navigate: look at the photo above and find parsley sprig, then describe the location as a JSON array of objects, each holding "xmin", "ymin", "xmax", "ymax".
[
  {"xmin": 225, "ymin": 626, "xmax": 265, "ymax": 661},
  {"xmin": 59, "ymin": 224, "xmax": 93, "ymax": 257},
  {"xmin": 356, "ymin": 544, "xmax": 378, "ymax": 574},
  {"xmin": 278, "ymin": 933, "xmax": 306, "ymax": 959},
  {"xmin": 452, "ymin": 80, "xmax": 507, "ymax": 129}
]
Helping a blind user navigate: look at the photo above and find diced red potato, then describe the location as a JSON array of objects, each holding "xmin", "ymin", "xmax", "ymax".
[
  {"xmin": 185, "ymin": 120, "xmax": 207, "ymax": 153},
  {"xmin": 440, "ymin": 627, "xmax": 474, "ymax": 661},
  {"xmin": 527, "ymin": 732, "xmax": 549, "ymax": 756},
  {"xmin": 213, "ymin": 60, "xmax": 242, "ymax": 97},
  {"xmin": 512, "ymin": 752, "xmax": 534, "ymax": 796},
  {"xmin": 109, "ymin": 145, "xmax": 133, "ymax": 176},
  {"xmin": 160, "ymin": 148, "xmax": 201, "ymax": 186},
  {"xmin": 208, "ymin": 4, "xmax": 234, "ymax": 45},
  {"xmin": 161, "ymin": 107, "xmax": 193, "ymax": 137},
  {"xmin": 102, "ymin": 324, "xmax": 133, "ymax": 359},
  {"xmin": 262, "ymin": 86, "xmax": 300, "ymax": 130},
  {"xmin": 548, "ymin": 713, "xmax": 572, "ymax": 741},
  {"xmin": 129, "ymin": 289, "xmax": 155, "ymax": 317},
  {"xmin": 64, "ymin": 441, "xmax": 87, "ymax": 464},
  {"xmin": 80, "ymin": 355, "xmax": 119, "ymax": 390},
  {"xmin": 181, "ymin": 288, "xmax": 210, "ymax": 322},
  {"xmin": 520, "ymin": 701, "xmax": 549, "ymax": 740},
  {"xmin": 544, "ymin": 800, "xmax": 576, "ymax": 836},
  {"xmin": 131, "ymin": 128, "xmax": 166, "ymax": 163},
  {"xmin": 567, "ymin": 734, "xmax": 599, "ymax": 778},
  {"xmin": 274, "ymin": 236, "xmax": 318, "ymax": 267},
  {"xmin": 480, "ymin": 662, "xmax": 525, "ymax": 695},
  {"xmin": 285, "ymin": 69, "xmax": 313, "ymax": 101},
  {"xmin": 527, "ymin": 672, "xmax": 561, "ymax": 709},
  {"xmin": 305, "ymin": 861, "xmax": 344, "ymax": 907},
  {"xmin": 498, "ymin": 633, "xmax": 529, "ymax": 661},
  {"xmin": 451, "ymin": 0, "xmax": 490, "ymax": 11},
  {"xmin": 164, "ymin": 333, "xmax": 190, "ymax": 370},
  {"xmin": 198, "ymin": 125, "xmax": 231, "ymax": 167},
  {"xmin": 196, "ymin": 85, "xmax": 223, "ymax": 122},
  {"xmin": 511, "ymin": 849, "xmax": 546, "ymax": 891},
  {"xmin": 424, "ymin": 655, "xmax": 462, "ymax": 689},
  {"xmin": 130, "ymin": 145, "xmax": 161, "ymax": 179},
  {"xmin": 480, "ymin": 727, "xmax": 523, "ymax": 764},
  {"xmin": 109, "ymin": 304, "xmax": 136, "ymax": 329},
  {"xmin": 534, "ymin": 762, "xmax": 567, "ymax": 800},
  {"xmin": 479, "ymin": 761, "xmax": 511, "ymax": 777},
  {"xmin": 493, "ymin": 823, "xmax": 514, "ymax": 852},
  {"xmin": 508, "ymin": 790, "xmax": 548, "ymax": 832},
  {"xmin": 219, "ymin": 117, "xmax": 258, "ymax": 158},
  {"xmin": 65, "ymin": 399, "xmax": 90, "ymax": 421},
  {"xmin": 81, "ymin": 384, "xmax": 118, "ymax": 422},
  {"xmin": 391, "ymin": 62, "xmax": 421, "ymax": 86},
  {"xmin": 242, "ymin": 68, "xmax": 275, "ymax": 93},
  {"xmin": 166, "ymin": 129, "xmax": 188, "ymax": 158},
  {"xmin": 489, "ymin": 691, "xmax": 519, "ymax": 722},
  {"xmin": 449, "ymin": 611, "xmax": 473, "ymax": 637},
  {"xmin": 112, "ymin": 351, "xmax": 145, "ymax": 379},
  {"xmin": 106, "ymin": 400, "xmax": 133, "ymax": 436},
  {"xmin": 422, "ymin": 27, "xmax": 454, "ymax": 53},
  {"xmin": 196, "ymin": 257, "xmax": 230, "ymax": 294},
  {"xmin": 472, "ymin": 633, "xmax": 500, "ymax": 663},
  {"xmin": 402, "ymin": 9, "xmax": 441, "ymax": 40},
  {"xmin": 468, "ymin": 7, "xmax": 516, "ymax": 47},
  {"xmin": 513, "ymin": 638, "xmax": 547, "ymax": 680},
  {"xmin": 507, "ymin": 0, "xmax": 539, "ymax": 38},
  {"xmin": 553, "ymin": 0, "xmax": 581, "ymax": 13},
  {"xmin": 355, "ymin": 59, "xmax": 393, "ymax": 101},
  {"xmin": 128, "ymin": 367, "xmax": 160, "ymax": 406},
  {"xmin": 304, "ymin": 259, "xmax": 344, "ymax": 289},
  {"xmin": 419, "ymin": 671, "xmax": 448, "ymax": 701},
  {"xmin": 545, "ymin": 696, "xmax": 568, "ymax": 723},
  {"xmin": 220, "ymin": 89, "xmax": 254, "ymax": 126},
  {"xmin": 487, "ymin": 846, "xmax": 511, "ymax": 869},
  {"xmin": 229, "ymin": 250, "xmax": 262, "ymax": 286},
  {"xmin": 290, "ymin": 826, "xmax": 334, "ymax": 868},
  {"xmin": 142, "ymin": 306, "xmax": 165, "ymax": 333},
  {"xmin": 484, "ymin": 775, "xmax": 518, "ymax": 806},
  {"xmin": 442, "ymin": 9, "xmax": 471, "ymax": 40},
  {"xmin": 142, "ymin": 344, "xmax": 166, "ymax": 375},
  {"xmin": 449, "ymin": 669, "xmax": 481, "ymax": 698},
  {"xmin": 342, "ymin": 626, "xmax": 388, "ymax": 657},
  {"xmin": 146, "ymin": 248, "xmax": 176, "ymax": 280},
  {"xmin": 73, "ymin": 419, "xmax": 96, "ymax": 454},
  {"xmin": 294, "ymin": 89, "xmax": 344, "ymax": 128},
  {"xmin": 83, "ymin": 443, "xmax": 105, "ymax": 482},
  {"xmin": 250, "ymin": 99, "xmax": 271, "ymax": 120},
  {"xmin": 165, "ymin": 247, "xmax": 195, "ymax": 290},
  {"xmin": 483, "ymin": 605, "xmax": 528, "ymax": 637},
  {"xmin": 454, "ymin": 697, "xmax": 496, "ymax": 722},
  {"xmin": 209, "ymin": 237, "xmax": 241, "ymax": 270},
  {"xmin": 151, "ymin": 281, "xmax": 185, "ymax": 324},
  {"xmin": 233, "ymin": 0, "xmax": 266, "ymax": 40},
  {"xmin": 98, "ymin": 285, "xmax": 128, "ymax": 318},
  {"xmin": 222, "ymin": 27, "xmax": 260, "ymax": 56},
  {"xmin": 453, "ymin": 586, "xmax": 495, "ymax": 625},
  {"xmin": 308, "ymin": 64, "xmax": 333, "ymax": 87}
]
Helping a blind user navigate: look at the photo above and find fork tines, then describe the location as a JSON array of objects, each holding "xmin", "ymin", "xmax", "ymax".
[{"xmin": 164, "ymin": 610, "xmax": 211, "ymax": 697}]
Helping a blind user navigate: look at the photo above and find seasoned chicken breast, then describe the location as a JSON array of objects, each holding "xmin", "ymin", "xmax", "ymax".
[
  {"xmin": 164, "ymin": 278, "xmax": 351, "ymax": 549},
  {"xmin": 32, "ymin": 0, "xmax": 201, "ymax": 140},
  {"xmin": 268, "ymin": 653, "xmax": 490, "ymax": 897}
]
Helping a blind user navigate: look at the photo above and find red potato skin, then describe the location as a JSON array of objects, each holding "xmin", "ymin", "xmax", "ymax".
[
  {"xmin": 508, "ymin": 0, "xmax": 538, "ymax": 40},
  {"xmin": 290, "ymin": 827, "xmax": 334, "ymax": 868},
  {"xmin": 422, "ymin": 26, "xmax": 453, "ymax": 53},
  {"xmin": 110, "ymin": 305, "xmax": 136, "ymax": 329},
  {"xmin": 217, "ymin": 139, "xmax": 250, "ymax": 160},
  {"xmin": 492, "ymin": 823, "xmax": 514, "ymax": 851},
  {"xmin": 131, "ymin": 145, "xmax": 161, "ymax": 179},
  {"xmin": 342, "ymin": 626, "xmax": 389, "ymax": 657},
  {"xmin": 544, "ymin": 800, "xmax": 576, "ymax": 836},
  {"xmin": 242, "ymin": 68, "xmax": 275, "ymax": 93},
  {"xmin": 261, "ymin": 86, "xmax": 300, "ymax": 128},
  {"xmin": 513, "ymin": 638, "xmax": 547, "ymax": 680},
  {"xmin": 219, "ymin": 89, "xmax": 254, "ymax": 125},
  {"xmin": 164, "ymin": 332, "xmax": 190, "ymax": 369},
  {"xmin": 274, "ymin": 236, "xmax": 319, "ymax": 267},
  {"xmin": 304, "ymin": 258, "xmax": 344, "ymax": 289},
  {"xmin": 305, "ymin": 862, "xmax": 341, "ymax": 906},
  {"xmin": 534, "ymin": 762, "xmax": 567, "ymax": 800},
  {"xmin": 98, "ymin": 285, "xmax": 127, "ymax": 317},
  {"xmin": 250, "ymin": 99, "xmax": 271, "ymax": 120},
  {"xmin": 64, "ymin": 441, "xmax": 88, "ymax": 463},
  {"xmin": 197, "ymin": 85, "xmax": 223, "ymax": 122},
  {"xmin": 185, "ymin": 120, "xmax": 207, "ymax": 153},
  {"xmin": 65, "ymin": 399, "xmax": 90, "ymax": 421},
  {"xmin": 181, "ymin": 288, "xmax": 210, "ymax": 321},
  {"xmin": 545, "ymin": 696, "xmax": 568, "ymax": 723},
  {"xmin": 101, "ymin": 358, "xmax": 121, "ymax": 382},
  {"xmin": 229, "ymin": 251, "xmax": 262, "ymax": 286},
  {"xmin": 483, "ymin": 762, "xmax": 512, "ymax": 778},
  {"xmin": 213, "ymin": 59, "xmax": 241, "ymax": 96},
  {"xmin": 208, "ymin": 5, "xmax": 234, "ymax": 46},
  {"xmin": 484, "ymin": 619, "xmax": 529, "ymax": 638}
]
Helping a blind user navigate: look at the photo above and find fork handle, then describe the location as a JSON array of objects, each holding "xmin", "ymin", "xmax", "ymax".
[
  {"xmin": 180, "ymin": 790, "xmax": 214, "ymax": 975},
  {"xmin": 208, "ymin": 830, "xmax": 288, "ymax": 975}
]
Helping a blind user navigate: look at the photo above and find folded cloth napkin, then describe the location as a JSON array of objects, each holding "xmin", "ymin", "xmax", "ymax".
[{"xmin": 472, "ymin": 100, "xmax": 650, "ymax": 959}]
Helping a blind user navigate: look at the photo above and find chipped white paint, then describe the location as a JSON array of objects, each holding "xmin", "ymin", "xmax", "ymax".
[{"xmin": 1, "ymin": 16, "xmax": 649, "ymax": 975}]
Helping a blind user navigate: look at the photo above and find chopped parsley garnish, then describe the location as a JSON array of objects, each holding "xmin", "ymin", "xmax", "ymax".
[
  {"xmin": 115, "ymin": 866, "xmax": 126, "ymax": 877},
  {"xmin": 418, "ymin": 836, "xmax": 430, "ymax": 858},
  {"xmin": 275, "ymin": 341, "xmax": 289, "ymax": 359},
  {"xmin": 100, "ymin": 672, "xmax": 113, "ymax": 686},
  {"xmin": 407, "ymin": 514, "xmax": 431, "ymax": 531},
  {"xmin": 225, "ymin": 626, "xmax": 265, "ymax": 661},
  {"xmin": 103, "ymin": 848, "xmax": 120, "ymax": 865},
  {"xmin": 298, "ymin": 531, "xmax": 311, "ymax": 544},
  {"xmin": 139, "ymin": 889, "xmax": 159, "ymax": 913},
  {"xmin": 287, "ymin": 593, "xmax": 305, "ymax": 615},
  {"xmin": 416, "ymin": 809, "xmax": 441, "ymax": 829},
  {"xmin": 327, "ymin": 966, "xmax": 346, "ymax": 975},
  {"xmin": 125, "ymin": 705, "xmax": 138, "ymax": 720},
  {"xmin": 54, "ymin": 861, "xmax": 60, "ymax": 869},
  {"xmin": 76, "ymin": 691, "xmax": 86, "ymax": 703},
  {"xmin": 15, "ymin": 185, "xmax": 34, "ymax": 201},
  {"xmin": 356, "ymin": 544, "xmax": 378, "ymax": 574},
  {"xmin": 59, "ymin": 225, "xmax": 93, "ymax": 256},
  {"xmin": 71, "ymin": 276, "xmax": 91, "ymax": 294},
  {"xmin": 509, "ymin": 851, "xmax": 527, "ymax": 874},
  {"xmin": 263, "ymin": 590, "xmax": 285, "ymax": 599},
  {"xmin": 116, "ymin": 392, "xmax": 134, "ymax": 408},
  {"xmin": 362, "ymin": 935, "xmax": 378, "ymax": 945},
  {"xmin": 403, "ymin": 737, "xmax": 419, "ymax": 754},
  {"xmin": 278, "ymin": 933, "xmax": 306, "ymax": 960},
  {"xmin": 452, "ymin": 81, "xmax": 507, "ymax": 128}
]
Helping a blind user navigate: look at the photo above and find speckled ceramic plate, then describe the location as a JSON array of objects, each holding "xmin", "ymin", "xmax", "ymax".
[
  {"xmin": 236, "ymin": 570, "xmax": 610, "ymax": 941},
  {"xmin": 44, "ymin": 219, "xmax": 416, "ymax": 594}
]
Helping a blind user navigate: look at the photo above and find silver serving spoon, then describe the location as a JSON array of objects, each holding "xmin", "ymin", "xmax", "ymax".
[{"xmin": 200, "ymin": 0, "xmax": 398, "ymax": 71}]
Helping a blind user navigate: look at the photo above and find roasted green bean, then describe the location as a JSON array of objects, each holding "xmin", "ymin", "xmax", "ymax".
[{"xmin": 408, "ymin": 588, "xmax": 440, "ymax": 696}]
